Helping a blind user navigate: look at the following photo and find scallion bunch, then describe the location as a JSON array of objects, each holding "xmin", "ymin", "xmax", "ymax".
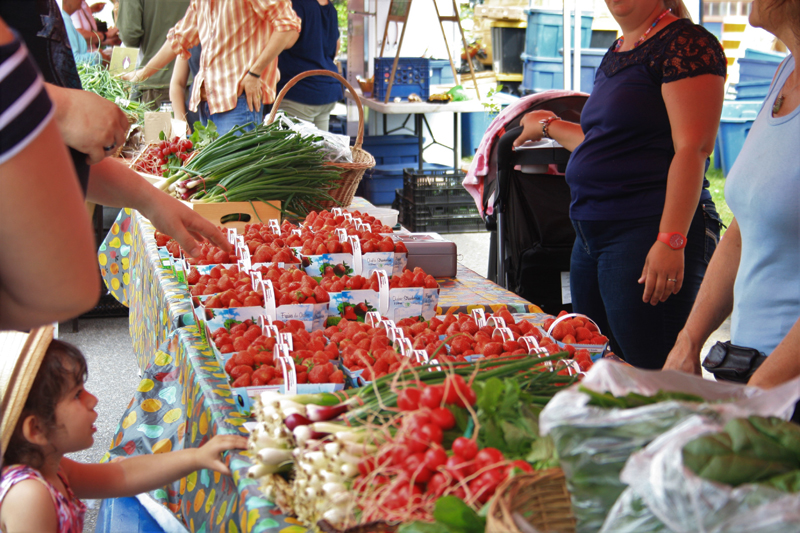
[{"xmin": 162, "ymin": 121, "xmax": 344, "ymax": 217}]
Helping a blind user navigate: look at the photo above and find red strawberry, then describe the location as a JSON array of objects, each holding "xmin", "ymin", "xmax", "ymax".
[{"xmin": 232, "ymin": 373, "xmax": 251, "ymax": 387}]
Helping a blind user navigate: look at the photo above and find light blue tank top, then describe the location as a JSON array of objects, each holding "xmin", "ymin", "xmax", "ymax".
[{"xmin": 725, "ymin": 55, "xmax": 800, "ymax": 354}]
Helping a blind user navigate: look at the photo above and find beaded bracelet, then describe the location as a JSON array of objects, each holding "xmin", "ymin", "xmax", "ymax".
[{"xmin": 539, "ymin": 116, "xmax": 561, "ymax": 139}]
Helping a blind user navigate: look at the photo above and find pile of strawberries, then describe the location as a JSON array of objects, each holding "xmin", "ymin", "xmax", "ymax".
[
  {"xmin": 190, "ymin": 265, "xmax": 329, "ymax": 308},
  {"xmin": 318, "ymin": 267, "xmax": 438, "ymax": 293},
  {"xmin": 324, "ymin": 319, "xmax": 426, "ymax": 380},
  {"xmin": 213, "ymin": 319, "xmax": 344, "ymax": 387},
  {"xmin": 304, "ymin": 209, "xmax": 394, "ymax": 234},
  {"xmin": 393, "ymin": 311, "xmax": 540, "ymax": 361},
  {"xmin": 543, "ymin": 312, "xmax": 608, "ymax": 346}
]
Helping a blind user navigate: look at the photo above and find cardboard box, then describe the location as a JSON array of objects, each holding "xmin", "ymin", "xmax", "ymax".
[
  {"xmin": 180, "ymin": 200, "xmax": 282, "ymax": 231},
  {"xmin": 386, "ymin": 232, "xmax": 457, "ymax": 277},
  {"xmin": 108, "ymin": 46, "xmax": 139, "ymax": 75}
]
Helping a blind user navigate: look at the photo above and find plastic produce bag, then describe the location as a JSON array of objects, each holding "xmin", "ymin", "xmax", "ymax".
[
  {"xmin": 538, "ymin": 360, "xmax": 800, "ymax": 533},
  {"xmin": 266, "ymin": 111, "xmax": 353, "ymax": 163},
  {"xmin": 601, "ymin": 414, "xmax": 800, "ymax": 533}
]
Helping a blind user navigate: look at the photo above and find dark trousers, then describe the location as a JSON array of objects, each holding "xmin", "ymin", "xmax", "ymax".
[{"xmin": 570, "ymin": 203, "xmax": 722, "ymax": 369}]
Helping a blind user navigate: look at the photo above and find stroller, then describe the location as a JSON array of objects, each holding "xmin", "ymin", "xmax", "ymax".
[{"xmin": 465, "ymin": 90, "xmax": 588, "ymax": 314}]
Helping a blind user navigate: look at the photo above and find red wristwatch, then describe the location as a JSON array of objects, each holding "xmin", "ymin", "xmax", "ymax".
[{"xmin": 657, "ymin": 231, "xmax": 686, "ymax": 250}]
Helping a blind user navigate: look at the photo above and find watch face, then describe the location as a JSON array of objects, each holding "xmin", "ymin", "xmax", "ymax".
[{"xmin": 669, "ymin": 233, "xmax": 685, "ymax": 249}]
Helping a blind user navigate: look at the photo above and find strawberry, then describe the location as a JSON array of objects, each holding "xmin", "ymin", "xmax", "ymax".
[
  {"xmin": 575, "ymin": 327, "xmax": 593, "ymax": 343},
  {"xmin": 232, "ymin": 373, "xmax": 251, "ymax": 387}
]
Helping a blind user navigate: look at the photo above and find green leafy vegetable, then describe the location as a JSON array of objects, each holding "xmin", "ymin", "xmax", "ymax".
[
  {"xmin": 189, "ymin": 121, "xmax": 218, "ymax": 150},
  {"xmin": 398, "ymin": 497, "xmax": 487, "ymax": 533},
  {"xmin": 580, "ymin": 386, "xmax": 705, "ymax": 409},
  {"xmin": 683, "ymin": 416, "xmax": 800, "ymax": 491},
  {"xmin": 433, "ymin": 496, "xmax": 486, "ymax": 533},
  {"xmin": 77, "ymin": 63, "xmax": 153, "ymax": 123}
]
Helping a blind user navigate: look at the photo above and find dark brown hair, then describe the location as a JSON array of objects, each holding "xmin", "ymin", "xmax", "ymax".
[{"xmin": 2, "ymin": 340, "xmax": 88, "ymax": 469}]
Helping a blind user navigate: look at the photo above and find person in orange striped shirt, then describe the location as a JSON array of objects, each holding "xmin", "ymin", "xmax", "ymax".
[{"xmin": 121, "ymin": 0, "xmax": 300, "ymax": 135}]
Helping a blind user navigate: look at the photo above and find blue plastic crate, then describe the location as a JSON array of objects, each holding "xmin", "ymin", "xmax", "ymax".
[
  {"xmin": 357, "ymin": 162, "xmax": 449, "ymax": 205},
  {"xmin": 373, "ymin": 57, "xmax": 430, "ymax": 101},
  {"xmin": 718, "ymin": 101, "xmax": 762, "ymax": 176},
  {"xmin": 429, "ymin": 59, "xmax": 456, "ymax": 85},
  {"xmin": 524, "ymin": 9, "xmax": 593, "ymax": 58},
  {"xmin": 734, "ymin": 79, "xmax": 771, "ymax": 100},
  {"xmin": 743, "ymin": 48, "xmax": 786, "ymax": 62},
  {"xmin": 461, "ymin": 93, "xmax": 518, "ymax": 155},
  {"xmin": 737, "ymin": 57, "xmax": 780, "ymax": 82},
  {"xmin": 521, "ymin": 49, "xmax": 604, "ymax": 94},
  {"xmin": 356, "ymin": 134, "xmax": 420, "ymax": 166}
]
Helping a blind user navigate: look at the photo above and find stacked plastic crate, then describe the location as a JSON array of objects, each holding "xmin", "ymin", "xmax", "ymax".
[
  {"xmin": 395, "ymin": 168, "xmax": 485, "ymax": 233},
  {"xmin": 521, "ymin": 9, "xmax": 601, "ymax": 94},
  {"xmin": 715, "ymin": 49, "xmax": 785, "ymax": 176}
]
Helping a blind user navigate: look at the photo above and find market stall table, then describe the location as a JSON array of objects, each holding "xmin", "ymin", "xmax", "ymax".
[
  {"xmin": 345, "ymin": 89, "xmax": 486, "ymax": 170},
  {"xmin": 98, "ymin": 208, "xmax": 547, "ymax": 532}
]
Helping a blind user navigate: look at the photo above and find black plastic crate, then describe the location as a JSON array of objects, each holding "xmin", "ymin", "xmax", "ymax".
[
  {"xmin": 399, "ymin": 195, "xmax": 486, "ymax": 234},
  {"xmin": 402, "ymin": 168, "xmax": 474, "ymax": 205}
]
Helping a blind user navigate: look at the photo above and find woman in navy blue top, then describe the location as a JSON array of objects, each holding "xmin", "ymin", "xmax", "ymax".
[
  {"xmin": 276, "ymin": 0, "xmax": 342, "ymax": 130},
  {"xmin": 513, "ymin": 0, "xmax": 726, "ymax": 369}
]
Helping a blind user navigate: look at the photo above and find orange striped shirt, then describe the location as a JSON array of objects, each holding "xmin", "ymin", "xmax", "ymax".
[{"xmin": 167, "ymin": 0, "xmax": 301, "ymax": 115}]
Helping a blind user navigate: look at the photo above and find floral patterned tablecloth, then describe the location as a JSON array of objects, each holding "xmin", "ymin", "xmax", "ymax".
[{"xmin": 102, "ymin": 326, "xmax": 307, "ymax": 533}]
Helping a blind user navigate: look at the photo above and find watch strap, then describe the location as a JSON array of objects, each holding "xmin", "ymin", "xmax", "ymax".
[{"xmin": 657, "ymin": 231, "xmax": 687, "ymax": 250}]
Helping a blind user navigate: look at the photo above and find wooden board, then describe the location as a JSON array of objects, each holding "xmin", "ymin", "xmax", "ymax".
[{"xmin": 180, "ymin": 200, "xmax": 282, "ymax": 231}]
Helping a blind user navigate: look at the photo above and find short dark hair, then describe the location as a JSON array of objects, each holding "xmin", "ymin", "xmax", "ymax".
[{"xmin": 2, "ymin": 340, "xmax": 88, "ymax": 469}]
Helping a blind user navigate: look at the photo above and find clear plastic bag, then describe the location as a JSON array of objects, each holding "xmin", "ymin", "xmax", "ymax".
[
  {"xmin": 539, "ymin": 360, "xmax": 800, "ymax": 533},
  {"xmin": 602, "ymin": 415, "xmax": 800, "ymax": 533},
  {"xmin": 266, "ymin": 111, "xmax": 353, "ymax": 163}
]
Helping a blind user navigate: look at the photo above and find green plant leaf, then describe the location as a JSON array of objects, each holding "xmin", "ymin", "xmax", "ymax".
[
  {"xmin": 477, "ymin": 377, "xmax": 503, "ymax": 415},
  {"xmin": 432, "ymin": 496, "xmax": 486, "ymax": 533},
  {"xmin": 398, "ymin": 521, "xmax": 450, "ymax": 533}
]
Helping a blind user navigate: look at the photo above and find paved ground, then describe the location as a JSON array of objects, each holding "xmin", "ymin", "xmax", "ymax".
[
  {"xmin": 57, "ymin": 317, "xmax": 139, "ymax": 533},
  {"xmin": 59, "ymin": 228, "xmax": 729, "ymax": 532}
]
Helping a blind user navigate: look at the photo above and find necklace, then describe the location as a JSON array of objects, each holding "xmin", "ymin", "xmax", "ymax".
[
  {"xmin": 614, "ymin": 8, "xmax": 672, "ymax": 52},
  {"xmin": 772, "ymin": 73, "xmax": 800, "ymax": 114}
]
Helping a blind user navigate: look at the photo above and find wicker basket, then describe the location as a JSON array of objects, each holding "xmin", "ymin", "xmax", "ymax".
[
  {"xmin": 486, "ymin": 469, "xmax": 577, "ymax": 533},
  {"xmin": 266, "ymin": 69, "xmax": 375, "ymax": 209}
]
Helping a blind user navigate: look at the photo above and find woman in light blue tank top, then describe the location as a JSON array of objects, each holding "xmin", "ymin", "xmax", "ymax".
[{"xmin": 663, "ymin": 0, "xmax": 800, "ymax": 388}]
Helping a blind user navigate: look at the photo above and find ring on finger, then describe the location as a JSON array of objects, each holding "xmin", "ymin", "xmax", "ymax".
[{"xmin": 667, "ymin": 278, "xmax": 678, "ymax": 282}]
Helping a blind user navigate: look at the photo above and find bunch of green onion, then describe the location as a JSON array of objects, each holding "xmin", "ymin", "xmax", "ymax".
[
  {"xmin": 161, "ymin": 121, "xmax": 344, "ymax": 217},
  {"xmin": 77, "ymin": 63, "xmax": 152, "ymax": 123},
  {"xmin": 341, "ymin": 352, "xmax": 577, "ymax": 424}
]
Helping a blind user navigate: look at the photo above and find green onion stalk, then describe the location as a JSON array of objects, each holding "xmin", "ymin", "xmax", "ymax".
[
  {"xmin": 161, "ymin": 122, "xmax": 344, "ymax": 218},
  {"xmin": 340, "ymin": 348, "xmax": 579, "ymax": 425},
  {"xmin": 77, "ymin": 63, "xmax": 153, "ymax": 123}
]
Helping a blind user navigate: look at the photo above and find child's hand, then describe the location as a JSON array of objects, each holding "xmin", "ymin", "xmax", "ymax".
[{"xmin": 194, "ymin": 434, "xmax": 248, "ymax": 475}]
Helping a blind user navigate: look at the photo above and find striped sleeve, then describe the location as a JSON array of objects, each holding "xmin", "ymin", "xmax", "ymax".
[{"xmin": 0, "ymin": 38, "xmax": 54, "ymax": 166}]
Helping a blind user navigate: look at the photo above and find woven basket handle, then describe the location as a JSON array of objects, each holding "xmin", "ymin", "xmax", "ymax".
[{"xmin": 266, "ymin": 69, "xmax": 366, "ymax": 150}]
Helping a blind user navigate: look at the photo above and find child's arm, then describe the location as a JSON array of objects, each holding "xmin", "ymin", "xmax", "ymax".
[
  {"xmin": 61, "ymin": 434, "xmax": 248, "ymax": 500},
  {"xmin": 0, "ymin": 479, "xmax": 58, "ymax": 533}
]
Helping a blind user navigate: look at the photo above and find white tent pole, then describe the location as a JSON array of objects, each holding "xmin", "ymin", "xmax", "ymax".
[
  {"xmin": 563, "ymin": 0, "xmax": 572, "ymax": 90},
  {"xmin": 573, "ymin": 0, "xmax": 581, "ymax": 91}
]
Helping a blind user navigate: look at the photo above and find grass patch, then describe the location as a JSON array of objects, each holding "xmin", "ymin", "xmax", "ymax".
[{"xmin": 706, "ymin": 154, "xmax": 732, "ymax": 235}]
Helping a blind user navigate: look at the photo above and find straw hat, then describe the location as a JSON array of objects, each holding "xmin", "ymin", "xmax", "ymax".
[{"xmin": 0, "ymin": 326, "xmax": 54, "ymax": 457}]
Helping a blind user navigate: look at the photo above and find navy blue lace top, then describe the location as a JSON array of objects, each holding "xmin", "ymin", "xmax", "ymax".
[{"xmin": 565, "ymin": 18, "xmax": 726, "ymax": 220}]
